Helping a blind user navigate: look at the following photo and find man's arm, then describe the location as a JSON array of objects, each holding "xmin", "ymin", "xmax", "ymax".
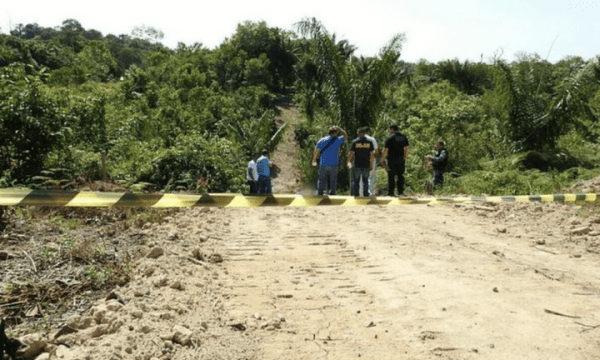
[
  {"xmin": 370, "ymin": 151, "xmax": 375, "ymax": 171},
  {"xmin": 404, "ymin": 146, "xmax": 410, "ymax": 161},
  {"xmin": 346, "ymin": 150, "xmax": 354, "ymax": 168},
  {"xmin": 336, "ymin": 126, "xmax": 348, "ymax": 139},
  {"xmin": 311, "ymin": 148, "xmax": 321, "ymax": 167},
  {"xmin": 381, "ymin": 147, "xmax": 389, "ymax": 171}
]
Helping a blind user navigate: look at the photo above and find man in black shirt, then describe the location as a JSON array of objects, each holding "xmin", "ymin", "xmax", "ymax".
[
  {"xmin": 381, "ymin": 124, "xmax": 410, "ymax": 196},
  {"xmin": 346, "ymin": 127, "xmax": 375, "ymax": 196}
]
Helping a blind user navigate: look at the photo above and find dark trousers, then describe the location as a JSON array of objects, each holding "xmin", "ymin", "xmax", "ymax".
[
  {"xmin": 388, "ymin": 160, "xmax": 405, "ymax": 196},
  {"xmin": 352, "ymin": 167, "xmax": 370, "ymax": 196},
  {"xmin": 257, "ymin": 175, "xmax": 271, "ymax": 194},
  {"xmin": 433, "ymin": 169, "xmax": 444, "ymax": 188},
  {"xmin": 248, "ymin": 180, "xmax": 258, "ymax": 194}
]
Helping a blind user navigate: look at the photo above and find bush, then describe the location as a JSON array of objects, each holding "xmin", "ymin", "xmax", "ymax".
[{"xmin": 136, "ymin": 135, "xmax": 246, "ymax": 193}]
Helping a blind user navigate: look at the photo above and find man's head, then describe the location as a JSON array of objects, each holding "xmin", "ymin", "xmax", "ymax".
[
  {"xmin": 357, "ymin": 127, "xmax": 367, "ymax": 136},
  {"xmin": 435, "ymin": 141, "xmax": 444, "ymax": 150},
  {"xmin": 388, "ymin": 124, "xmax": 398, "ymax": 134},
  {"xmin": 261, "ymin": 149, "xmax": 269, "ymax": 156},
  {"xmin": 364, "ymin": 127, "xmax": 371, "ymax": 135},
  {"xmin": 328, "ymin": 126, "xmax": 338, "ymax": 136}
]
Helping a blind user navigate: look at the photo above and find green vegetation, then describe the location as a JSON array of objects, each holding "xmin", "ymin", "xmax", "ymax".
[{"xmin": 1, "ymin": 18, "xmax": 600, "ymax": 195}]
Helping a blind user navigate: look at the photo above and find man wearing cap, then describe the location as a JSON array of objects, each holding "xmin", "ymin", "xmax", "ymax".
[
  {"xmin": 381, "ymin": 124, "xmax": 410, "ymax": 196},
  {"xmin": 346, "ymin": 127, "xmax": 375, "ymax": 196},
  {"xmin": 256, "ymin": 149, "xmax": 273, "ymax": 194},
  {"xmin": 311, "ymin": 125, "xmax": 348, "ymax": 195}
]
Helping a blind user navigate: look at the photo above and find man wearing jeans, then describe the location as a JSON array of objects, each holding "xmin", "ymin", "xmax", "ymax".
[
  {"xmin": 256, "ymin": 149, "xmax": 273, "ymax": 194},
  {"xmin": 311, "ymin": 125, "xmax": 347, "ymax": 195},
  {"xmin": 347, "ymin": 127, "xmax": 375, "ymax": 196}
]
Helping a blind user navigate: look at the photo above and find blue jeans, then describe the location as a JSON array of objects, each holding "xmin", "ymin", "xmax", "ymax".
[
  {"xmin": 359, "ymin": 171, "xmax": 377, "ymax": 196},
  {"xmin": 258, "ymin": 175, "xmax": 271, "ymax": 194},
  {"xmin": 352, "ymin": 167, "xmax": 370, "ymax": 196},
  {"xmin": 317, "ymin": 166, "xmax": 338, "ymax": 195}
]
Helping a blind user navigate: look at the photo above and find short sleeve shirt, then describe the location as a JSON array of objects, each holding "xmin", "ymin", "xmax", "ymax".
[
  {"xmin": 247, "ymin": 160, "xmax": 258, "ymax": 181},
  {"xmin": 316, "ymin": 135, "xmax": 345, "ymax": 167},
  {"xmin": 365, "ymin": 134, "xmax": 378, "ymax": 150},
  {"xmin": 350, "ymin": 136, "xmax": 374, "ymax": 169},
  {"xmin": 256, "ymin": 156, "xmax": 270, "ymax": 177},
  {"xmin": 384, "ymin": 132, "xmax": 409, "ymax": 162}
]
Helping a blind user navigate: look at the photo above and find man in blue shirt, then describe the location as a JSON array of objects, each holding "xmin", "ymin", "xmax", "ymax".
[
  {"xmin": 256, "ymin": 149, "xmax": 273, "ymax": 194},
  {"xmin": 311, "ymin": 125, "xmax": 347, "ymax": 195}
]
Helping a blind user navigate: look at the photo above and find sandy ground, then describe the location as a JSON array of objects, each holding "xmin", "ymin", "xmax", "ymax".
[
  {"xmin": 4, "ymin": 199, "xmax": 600, "ymax": 359},
  {"xmin": 218, "ymin": 202, "xmax": 600, "ymax": 360}
]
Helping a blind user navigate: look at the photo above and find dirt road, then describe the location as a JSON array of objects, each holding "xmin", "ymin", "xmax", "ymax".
[
  {"xmin": 219, "ymin": 203, "xmax": 600, "ymax": 360},
  {"xmin": 4, "ymin": 200, "xmax": 600, "ymax": 360}
]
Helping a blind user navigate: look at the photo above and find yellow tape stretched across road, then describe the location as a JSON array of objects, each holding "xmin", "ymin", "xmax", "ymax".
[{"xmin": 0, "ymin": 189, "xmax": 597, "ymax": 208}]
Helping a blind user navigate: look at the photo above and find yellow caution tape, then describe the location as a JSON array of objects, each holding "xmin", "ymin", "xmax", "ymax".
[{"xmin": 0, "ymin": 189, "xmax": 598, "ymax": 208}]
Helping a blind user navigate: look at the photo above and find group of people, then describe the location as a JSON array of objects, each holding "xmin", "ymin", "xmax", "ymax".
[
  {"xmin": 245, "ymin": 124, "xmax": 448, "ymax": 197},
  {"xmin": 310, "ymin": 124, "xmax": 448, "ymax": 197},
  {"xmin": 246, "ymin": 149, "xmax": 274, "ymax": 195}
]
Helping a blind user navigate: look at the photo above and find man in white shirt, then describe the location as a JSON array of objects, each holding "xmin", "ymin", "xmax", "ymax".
[{"xmin": 246, "ymin": 155, "xmax": 259, "ymax": 194}]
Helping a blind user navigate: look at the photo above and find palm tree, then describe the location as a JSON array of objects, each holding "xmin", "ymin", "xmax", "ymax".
[
  {"xmin": 294, "ymin": 18, "xmax": 405, "ymax": 135},
  {"xmin": 220, "ymin": 110, "xmax": 287, "ymax": 158},
  {"xmin": 496, "ymin": 58, "xmax": 598, "ymax": 152}
]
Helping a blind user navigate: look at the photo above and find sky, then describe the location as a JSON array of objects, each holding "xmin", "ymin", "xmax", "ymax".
[{"xmin": 1, "ymin": 0, "xmax": 599, "ymax": 64}]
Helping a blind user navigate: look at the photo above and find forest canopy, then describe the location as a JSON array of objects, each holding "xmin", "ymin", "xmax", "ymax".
[{"xmin": 1, "ymin": 18, "xmax": 600, "ymax": 195}]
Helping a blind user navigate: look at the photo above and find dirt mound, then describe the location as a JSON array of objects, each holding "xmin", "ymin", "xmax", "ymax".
[
  {"xmin": 456, "ymin": 200, "xmax": 600, "ymax": 256},
  {"xmin": 569, "ymin": 175, "xmax": 600, "ymax": 193},
  {"xmin": 1, "ymin": 207, "xmax": 254, "ymax": 360}
]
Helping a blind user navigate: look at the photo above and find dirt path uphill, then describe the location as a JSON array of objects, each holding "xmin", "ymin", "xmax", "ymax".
[
  {"xmin": 270, "ymin": 104, "xmax": 303, "ymax": 195},
  {"xmin": 218, "ymin": 202, "xmax": 600, "ymax": 360}
]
